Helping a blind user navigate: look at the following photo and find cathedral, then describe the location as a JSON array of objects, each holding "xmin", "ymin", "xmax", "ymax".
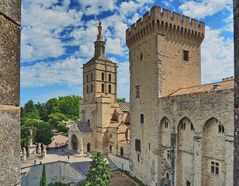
[
  {"xmin": 68, "ymin": 22, "xmax": 130, "ymax": 159},
  {"xmin": 69, "ymin": 6, "xmax": 234, "ymax": 186}
]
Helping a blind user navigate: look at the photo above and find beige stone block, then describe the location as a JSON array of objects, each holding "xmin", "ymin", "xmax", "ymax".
[
  {"xmin": 0, "ymin": 15, "xmax": 20, "ymax": 106},
  {"xmin": 0, "ymin": 0, "xmax": 21, "ymax": 24},
  {"xmin": 0, "ymin": 105, "xmax": 20, "ymax": 186}
]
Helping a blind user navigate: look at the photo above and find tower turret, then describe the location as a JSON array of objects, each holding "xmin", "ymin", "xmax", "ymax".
[{"xmin": 94, "ymin": 21, "xmax": 105, "ymax": 57}]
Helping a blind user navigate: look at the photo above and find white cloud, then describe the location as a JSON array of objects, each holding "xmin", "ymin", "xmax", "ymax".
[
  {"xmin": 21, "ymin": 0, "xmax": 83, "ymax": 61},
  {"xmin": 179, "ymin": 0, "xmax": 232, "ymax": 19},
  {"xmin": 201, "ymin": 26, "xmax": 233, "ymax": 83},
  {"xmin": 222, "ymin": 11, "xmax": 233, "ymax": 32},
  {"xmin": 77, "ymin": 0, "xmax": 117, "ymax": 15},
  {"xmin": 21, "ymin": 57, "xmax": 84, "ymax": 87}
]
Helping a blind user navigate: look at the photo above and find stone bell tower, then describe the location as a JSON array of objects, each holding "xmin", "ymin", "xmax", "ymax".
[
  {"xmin": 82, "ymin": 22, "xmax": 117, "ymax": 105},
  {"xmin": 79, "ymin": 22, "xmax": 117, "ymax": 154}
]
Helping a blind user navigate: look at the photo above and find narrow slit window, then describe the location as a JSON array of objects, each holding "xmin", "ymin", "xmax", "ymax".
[
  {"xmin": 91, "ymin": 73, "xmax": 93, "ymax": 81},
  {"xmin": 90, "ymin": 84, "xmax": 93, "ymax": 93},
  {"xmin": 183, "ymin": 50, "xmax": 189, "ymax": 61},
  {"xmin": 136, "ymin": 86, "xmax": 140, "ymax": 98},
  {"xmin": 140, "ymin": 114, "xmax": 144, "ymax": 124}
]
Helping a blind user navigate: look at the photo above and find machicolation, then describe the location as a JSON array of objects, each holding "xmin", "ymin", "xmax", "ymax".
[{"xmin": 126, "ymin": 6, "xmax": 205, "ymax": 47}]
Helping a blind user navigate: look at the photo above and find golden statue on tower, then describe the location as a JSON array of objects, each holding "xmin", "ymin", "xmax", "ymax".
[{"xmin": 97, "ymin": 21, "xmax": 102, "ymax": 41}]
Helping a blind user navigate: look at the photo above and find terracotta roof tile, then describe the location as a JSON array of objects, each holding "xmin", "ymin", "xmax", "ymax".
[
  {"xmin": 167, "ymin": 80, "xmax": 234, "ymax": 97},
  {"xmin": 117, "ymin": 102, "xmax": 129, "ymax": 112}
]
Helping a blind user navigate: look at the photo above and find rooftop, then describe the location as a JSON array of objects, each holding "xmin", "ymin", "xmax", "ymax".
[
  {"xmin": 48, "ymin": 134, "xmax": 68, "ymax": 148},
  {"xmin": 77, "ymin": 121, "xmax": 92, "ymax": 132},
  {"xmin": 117, "ymin": 102, "xmax": 129, "ymax": 112},
  {"xmin": 167, "ymin": 79, "xmax": 234, "ymax": 97}
]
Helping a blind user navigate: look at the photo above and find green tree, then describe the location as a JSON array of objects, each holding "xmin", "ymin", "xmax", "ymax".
[
  {"xmin": 56, "ymin": 121, "xmax": 68, "ymax": 134},
  {"xmin": 40, "ymin": 164, "xmax": 47, "ymax": 186},
  {"xmin": 48, "ymin": 113, "xmax": 68, "ymax": 132},
  {"xmin": 24, "ymin": 100, "xmax": 35, "ymax": 113},
  {"xmin": 58, "ymin": 96, "xmax": 80, "ymax": 119},
  {"xmin": 35, "ymin": 122, "xmax": 54, "ymax": 145},
  {"xmin": 21, "ymin": 126, "xmax": 31, "ymax": 147},
  {"xmin": 45, "ymin": 98, "xmax": 59, "ymax": 115},
  {"xmin": 117, "ymin": 98, "xmax": 126, "ymax": 102},
  {"xmin": 80, "ymin": 153, "xmax": 111, "ymax": 186},
  {"xmin": 35, "ymin": 102, "xmax": 48, "ymax": 121}
]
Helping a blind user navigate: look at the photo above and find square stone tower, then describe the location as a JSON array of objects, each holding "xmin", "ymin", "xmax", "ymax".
[
  {"xmin": 126, "ymin": 6, "xmax": 204, "ymax": 185},
  {"xmin": 83, "ymin": 22, "xmax": 117, "ymax": 105},
  {"xmin": 79, "ymin": 22, "xmax": 117, "ymax": 153},
  {"xmin": 0, "ymin": 0, "xmax": 21, "ymax": 185}
]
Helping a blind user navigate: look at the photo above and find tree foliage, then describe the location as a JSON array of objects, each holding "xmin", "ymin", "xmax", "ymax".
[
  {"xmin": 20, "ymin": 95, "xmax": 81, "ymax": 147},
  {"xmin": 117, "ymin": 98, "xmax": 126, "ymax": 102},
  {"xmin": 35, "ymin": 122, "xmax": 54, "ymax": 145},
  {"xmin": 80, "ymin": 153, "xmax": 111, "ymax": 186},
  {"xmin": 40, "ymin": 164, "xmax": 47, "ymax": 186}
]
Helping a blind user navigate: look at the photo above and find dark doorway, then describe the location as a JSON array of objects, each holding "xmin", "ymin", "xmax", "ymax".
[
  {"xmin": 109, "ymin": 145, "xmax": 112, "ymax": 153},
  {"xmin": 71, "ymin": 135, "xmax": 78, "ymax": 151},
  {"xmin": 120, "ymin": 147, "xmax": 124, "ymax": 156},
  {"xmin": 87, "ymin": 143, "xmax": 91, "ymax": 152}
]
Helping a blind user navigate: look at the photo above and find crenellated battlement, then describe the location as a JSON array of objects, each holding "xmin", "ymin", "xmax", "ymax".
[{"xmin": 126, "ymin": 6, "xmax": 205, "ymax": 47}]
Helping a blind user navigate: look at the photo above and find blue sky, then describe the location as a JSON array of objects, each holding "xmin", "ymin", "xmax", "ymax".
[{"xmin": 20, "ymin": 0, "xmax": 233, "ymax": 106}]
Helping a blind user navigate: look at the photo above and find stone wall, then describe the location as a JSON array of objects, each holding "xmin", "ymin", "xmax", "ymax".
[
  {"xmin": 0, "ymin": 0, "xmax": 21, "ymax": 185},
  {"xmin": 108, "ymin": 154, "xmax": 130, "ymax": 172},
  {"xmin": 127, "ymin": 6, "xmax": 204, "ymax": 186},
  {"xmin": 159, "ymin": 88, "xmax": 234, "ymax": 186},
  {"xmin": 21, "ymin": 161, "xmax": 85, "ymax": 186},
  {"xmin": 234, "ymin": 0, "xmax": 239, "ymax": 185}
]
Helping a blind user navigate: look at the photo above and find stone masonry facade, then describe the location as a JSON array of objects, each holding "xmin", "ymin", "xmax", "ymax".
[
  {"xmin": 0, "ymin": 0, "xmax": 21, "ymax": 185},
  {"xmin": 234, "ymin": 0, "xmax": 239, "ymax": 185},
  {"xmin": 126, "ymin": 6, "xmax": 234, "ymax": 186},
  {"xmin": 68, "ymin": 23, "xmax": 130, "ymax": 159}
]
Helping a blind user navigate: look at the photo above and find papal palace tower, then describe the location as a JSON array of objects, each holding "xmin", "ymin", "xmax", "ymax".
[{"xmin": 126, "ymin": 6, "xmax": 234, "ymax": 186}]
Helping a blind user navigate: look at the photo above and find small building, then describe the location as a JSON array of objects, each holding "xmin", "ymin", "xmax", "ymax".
[{"xmin": 48, "ymin": 134, "xmax": 68, "ymax": 149}]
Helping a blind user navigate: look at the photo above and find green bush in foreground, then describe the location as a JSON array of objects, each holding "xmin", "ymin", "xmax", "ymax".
[{"xmin": 79, "ymin": 152, "xmax": 111, "ymax": 186}]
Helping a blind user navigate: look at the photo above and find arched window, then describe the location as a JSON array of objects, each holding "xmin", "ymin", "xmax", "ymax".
[
  {"xmin": 91, "ymin": 73, "xmax": 93, "ymax": 81},
  {"xmin": 191, "ymin": 123, "xmax": 195, "ymax": 130},
  {"xmin": 109, "ymin": 145, "xmax": 112, "ymax": 153},
  {"xmin": 108, "ymin": 74, "xmax": 111, "ymax": 82},
  {"xmin": 108, "ymin": 84, "xmax": 111, "ymax": 93},
  {"xmin": 120, "ymin": 147, "xmax": 124, "ymax": 156},
  {"xmin": 218, "ymin": 124, "xmax": 225, "ymax": 133},
  {"xmin": 87, "ymin": 143, "xmax": 91, "ymax": 152},
  {"xmin": 166, "ymin": 172, "xmax": 169, "ymax": 179},
  {"xmin": 101, "ymin": 73, "xmax": 104, "ymax": 81},
  {"xmin": 165, "ymin": 121, "xmax": 168, "ymax": 128},
  {"xmin": 86, "ymin": 85, "xmax": 89, "ymax": 93},
  {"xmin": 101, "ymin": 84, "xmax": 104, "ymax": 93},
  {"xmin": 71, "ymin": 135, "xmax": 78, "ymax": 151},
  {"xmin": 125, "ymin": 128, "xmax": 129, "ymax": 141},
  {"xmin": 91, "ymin": 84, "xmax": 93, "ymax": 93}
]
